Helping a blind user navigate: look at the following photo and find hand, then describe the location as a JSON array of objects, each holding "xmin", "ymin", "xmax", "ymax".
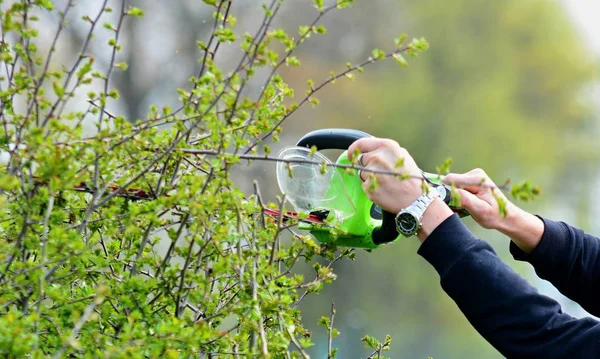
[
  {"xmin": 443, "ymin": 169, "xmax": 509, "ymax": 230},
  {"xmin": 443, "ymin": 168, "xmax": 544, "ymax": 253},
  {"xmin": 347, "ymin": 137, "xmax": 424, "ymax": 214},
  {"xmin": 348, "ymin": 137, "xmax": 454, "ymax": 242}
]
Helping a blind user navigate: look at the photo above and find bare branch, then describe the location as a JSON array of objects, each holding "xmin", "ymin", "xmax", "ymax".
[
  {"xmin": 328, "ymin": 301, "xmax": 336, "ymax": 359},
  {"xmin": 244, "ymin": 46, "xmax": 413, "ymax": 154}
]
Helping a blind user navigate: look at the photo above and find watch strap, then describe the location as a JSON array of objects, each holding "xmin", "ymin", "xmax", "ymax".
[{"xmin": 411, "ymin": 189, "xmax": 441, "ymax": 219}]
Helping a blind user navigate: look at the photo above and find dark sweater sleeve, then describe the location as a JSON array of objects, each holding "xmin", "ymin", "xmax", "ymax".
[
  {"xmin": 509, "ymin": 216, "xmax": 600, "ymax": 317},
  {"xmin": 418, "ymin": 215, "xmax": 600, "ymax": 359}
]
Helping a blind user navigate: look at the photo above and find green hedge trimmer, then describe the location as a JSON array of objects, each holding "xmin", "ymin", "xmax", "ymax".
[{"xmin": 269, "ymin": 128, "xmax": 468, "ymax": 249}]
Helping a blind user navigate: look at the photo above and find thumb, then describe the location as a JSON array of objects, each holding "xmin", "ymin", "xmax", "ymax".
[{"xmin": 443, "ymin": 173, "xmax": 483, "ymax": 194}]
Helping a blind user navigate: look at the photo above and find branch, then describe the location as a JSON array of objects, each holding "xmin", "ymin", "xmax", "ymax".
[
  {"xmin": 25, "ymin": 0, "xmax": 73, "ymax": 124},
  {"xmin": 239, "ymin": 4, "xmax": 337, "ymax": 145},
  {"xmin": 328, "ymin": 301, "xmax": 336, "ymax": 359},
  {"xmin": 96, "ymin": 0, "xmax": 127, "ymax": 128},
  {"xmin": 188, "ymin": 0, "xmax": 231, "ymax": 110},
  {"xmin": 51, "ymin": 291, "xmax": 104, "ymax": 359},
  {"xmin": 182, "ymin": 149, "xmax": 512, "ymax": 192},
  {"xmin": 244, "ymin": 46, "xmax": 412, "ymax": 154},
  {"xmin": 250, "ymin": 208, "xmax": 269, "ymax": 356},
  {"xmin": 42, "ymin": 0, "xmax": 110, "ymax": 127},
  {"xmin": 285, "ymin": 323, "xmax": 309, "ymax": 359}
]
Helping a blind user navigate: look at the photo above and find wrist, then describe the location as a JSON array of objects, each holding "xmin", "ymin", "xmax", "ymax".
[
  {"xmin": 495, "ymin": 203, "xmax": 544, "ymax": 253},
  {"xmin": 417, "ymin": 197, "xmax": 454, "ymax": 242}
]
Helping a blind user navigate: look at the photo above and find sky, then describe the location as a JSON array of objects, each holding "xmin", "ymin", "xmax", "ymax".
[{"xmin": 561, "ymin": 0, "xmax": 600, "ymax": 55}]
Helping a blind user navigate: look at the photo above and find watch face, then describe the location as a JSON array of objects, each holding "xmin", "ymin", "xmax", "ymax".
[{"xmin": 397, "ymin": 212, "xmax": 418, "ymax": 235}]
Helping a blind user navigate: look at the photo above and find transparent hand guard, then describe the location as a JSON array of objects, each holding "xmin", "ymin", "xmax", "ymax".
[{"xmin": 276, "ymin": 147, "xmax": 356, "ymax": 222}]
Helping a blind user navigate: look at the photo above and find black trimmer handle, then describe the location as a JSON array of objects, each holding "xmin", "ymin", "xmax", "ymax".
[
  {"xmin": 296, "ymin": 128, "xmax": 372, "ymax": 150},
  {"xmin": 296, "ymin": 128, "xmax": 399, "ymax": 245},
  {"xmin": 372, "ymin": 210, "xmax": 399, "ymax": 245}
]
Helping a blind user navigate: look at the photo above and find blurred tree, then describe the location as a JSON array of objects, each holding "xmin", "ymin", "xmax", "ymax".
[{"xmin": 276, "ymin": 0, "xmax": 598, "ymax": 358}]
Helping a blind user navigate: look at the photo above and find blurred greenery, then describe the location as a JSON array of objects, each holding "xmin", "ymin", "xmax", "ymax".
[{"xmin": 269, "ymin": 0, "xmax": 599, "ymax": 357}]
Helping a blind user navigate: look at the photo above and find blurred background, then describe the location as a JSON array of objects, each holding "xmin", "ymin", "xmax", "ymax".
[{"xmin": 43, "ymin": 0, "xmax": 600, "ymax": 357}]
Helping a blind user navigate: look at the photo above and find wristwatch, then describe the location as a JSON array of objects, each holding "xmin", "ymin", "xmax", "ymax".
[{"xmin": 395, "ymin": 187, "xmax": 442, "ymax": 237}]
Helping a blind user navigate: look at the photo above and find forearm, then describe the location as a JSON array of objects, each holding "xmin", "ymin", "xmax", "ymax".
[
  {"xmin": 508, "ymin": 214, "xmax": 600, "ymax": 316},
  {"xmin": 495, "ymin": 203, "xmax": 544, "ymax": 253},
  {"xmin": 419, "ymin": 215, "xmax": 600, "ymax": 358}
]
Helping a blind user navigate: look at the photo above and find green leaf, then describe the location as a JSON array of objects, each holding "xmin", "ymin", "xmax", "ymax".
[
  {"xmin": 510, "ymin": 180, "xmax": 541, "ymax": 201},
  {"xmin": 371, "ymin": 48, "xmax": 385, "ymax": 60},
  {"xmin": 336, "ymin": 0, "xmax": 354, "ymax": 9},
  {"xmin": 394, "ymin": 33, "xmax": 408, "ymax": 47},
  {"xmin": 313, "ymin": 0, "xmax": 324, "ymax": 11},
  {"xmin": 299, "ymin": 25, "xmax": 311, "ymax": 37},
  {"xmin": 314, "ymin": 25, "xmax": 327, "ymax": 34},
  {"xmin": 361, "ymin": 335, "xmax": 380, "ymax": 349},
  {"xmin": 127, "ymin": 6, "xmax": 144, "ymax": 17},
  {"xmin": 394, "ymin": 158, "xmax": 404, "ymax": 168},
  {"xmin": 76, "ymin": 58, "xmax": 94, "ymax": 80},
  {"xmin": 114, "ymin": 61, "xmax": 128, "ymax": 71},
  {"xmin": 285, "ymin": 56, "xmax": 300, "ymax": 67},
  {"xmin": 318, "ymin": 316, "xmax": 330, "ymax": 328},
  {"xmin": 435, "ymin": 157, "xmax": 453, "ymax": 175},
  {"xmin": 392, "ymin": 53, "xmax": 408, "ymax": 68},
  {"xmin": 52, "ymin": 81, "xmax": 64, "ymax": 98}
]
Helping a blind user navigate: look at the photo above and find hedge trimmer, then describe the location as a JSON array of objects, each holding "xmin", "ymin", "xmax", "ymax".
[{"xmin": 269, "ymin": 128, "xmax": 468, "ymax": 249}]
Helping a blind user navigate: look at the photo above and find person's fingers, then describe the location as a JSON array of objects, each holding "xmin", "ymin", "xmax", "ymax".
[
  {"xmin": 356, "ymin": 152, "xmax": 377, "ymax": 181},
  {"xmin": 358, "ymin": 154, "xmax": 384, "ymax": 182},
  {"xmin": 358, "ymin": 168, "xmax": 366, "ymax": 182},
  {"xmin": 361, "ymin": 175, "xmax": 375, "ymax": 195},
  {"xmin": 347, "ymin": 138, "xmax": 395, "ymax": 162},
  {"xmin": 443, "ymin": 170, "xmax": 491, "ymax": 194},
  {"xmin": 355, "ymin": 148, "xmax": 390, "ymax": 181},
  {"xmin": 356, "ymin": 153, "xmax": 365, "ymax": 168},
  {"xmin": 454, "ymin": 188, "xmax": 488, "ymax": 214}
]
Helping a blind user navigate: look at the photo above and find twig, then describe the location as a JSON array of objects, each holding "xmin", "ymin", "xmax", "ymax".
[
  {"xmin": 188, "ymin": 0, "xmax": 230, "ymax": 110},
  {"xmin": 97, "ymin": 0, "xmax": 127, "ymax": 128},
  {"xmin": 244, "ymin": 46, "xmax": 412, "ymax": 154},
  {"xmin": 328, "ymin": 301, "xmax": 336, "ymax": 358},
  {"xmin": 239, "ymin": 4, "xmax": 337, "ymax": 147},
  {"xmin": 52, "ymin": 294, "xmax": 103, "ymax": 359},
  {"xmin": 42, "ymin": 0, "xmax": 110, "ymax": 127},
  {"xmin": 269, "ymin": 194, "xmax": 287, "ymax": 265},
  {"xmin": 25, "ymin": 0, "xmax": 73, "ymax": 124},
  {"xmin": 249, "ymin": 206, "xmax": 269, "ymax": 356},
  {"xmin": 35, "ymin": 191, "xmax": 55, "ymax": 348},
  {"xmin": 286, "ymin": 324, "xmax": 309, "ymax": 359},
  {"xmin": 183, "ymin": 148, "xmax": 511, "ymax": 192}
]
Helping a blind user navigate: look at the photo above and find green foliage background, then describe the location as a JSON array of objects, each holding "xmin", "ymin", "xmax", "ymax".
[{"xmin": 274, "ymin": 0, "xmax": 599, "ymax": 358}]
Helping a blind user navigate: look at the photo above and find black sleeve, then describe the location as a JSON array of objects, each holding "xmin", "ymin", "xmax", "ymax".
[
  {"xmin": 509, "ymin": 216, "xmax": 600, "ymax": 317},
  {"xmin": 418, "ymin": 215, "xmax": 600, "ymax": 359}
]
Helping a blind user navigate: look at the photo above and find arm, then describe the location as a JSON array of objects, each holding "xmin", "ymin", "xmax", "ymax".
[
  {"xmin": 505, "ymin": 211, "xmax": 600, "ymax": 317},
  {"xmin": 419, "ymin": 213, "xmax": 600, "ymax": 359},
  {"xmin": 347, "ymin": 138, "xmax": 600, "ymax": 357},
  {"xmin": 444, "ymin": 170, "xmax": 600, "ymax": 317}
]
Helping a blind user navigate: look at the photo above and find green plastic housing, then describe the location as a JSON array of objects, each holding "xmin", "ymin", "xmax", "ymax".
[
  {"xmin": 298, "ymin": 150, "xmax": 392, "ymax": 249},
  {"xmin": 297, "ymin": 152, "xmax": 453, "ymax": 249}
]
